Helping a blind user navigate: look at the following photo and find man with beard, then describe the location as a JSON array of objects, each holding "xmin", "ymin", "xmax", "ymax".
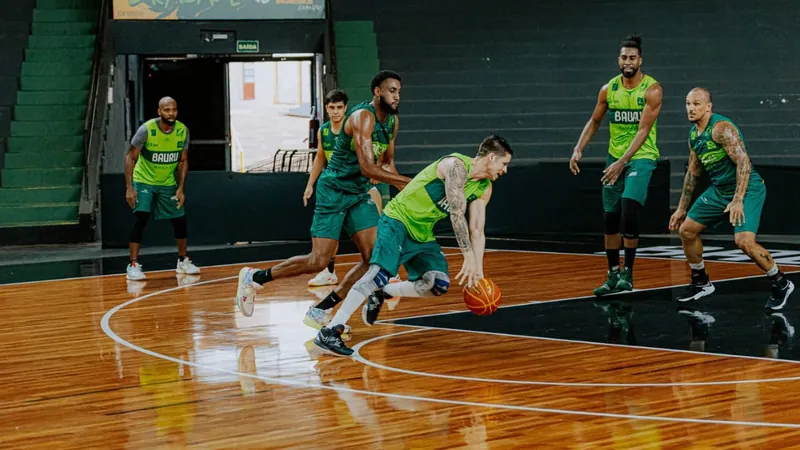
[
  {"xmin": 669, "ymin": 88, "xmax": 794, "ymax": 310},
  {"xmin": 125, "ymin": 96, "xmax": 200, "ymax": 281},
  {"xmin": 235, "ymin": 71, "xmax": 411, "ymax": 323},
  {"xmin": 569, "ymin": 34, "xmax": 663, "ymax": 296}
]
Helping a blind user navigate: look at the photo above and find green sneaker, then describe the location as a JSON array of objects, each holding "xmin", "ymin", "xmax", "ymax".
[
  {"xmin": 593, "ymin": 270, "xmax": 621, "ymax": 296},
  {"xmin": 615, "ymin": 267, "xmax": 634, "ymax": 292}
]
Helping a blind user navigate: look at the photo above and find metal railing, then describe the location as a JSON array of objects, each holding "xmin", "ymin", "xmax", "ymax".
[{"xmin": 79, "ymin": 0, "xmax": 110, "ymax": 220}]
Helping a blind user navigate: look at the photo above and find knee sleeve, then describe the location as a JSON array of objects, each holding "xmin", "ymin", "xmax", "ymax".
[
  {"xmin": 353, "ymin": 264, "xmax": 392, "ymax": 296},
  {"xmin": 171, "ymin": 216, "xmax": 187, "ymax": 239},
  {"xmin": 129, "ymin": 212, "xmax": 150, "ymax": 244},
  {"xmin": 416, "ymin": 271, "xmax": 450, "ymax": 297},
  {"xmin": 621, "ymin": 198, "xmax": 642, "ymax": 239},
  {"xmin": 604, "ymin": 211, "xmax": 621, "ymax": 236}
]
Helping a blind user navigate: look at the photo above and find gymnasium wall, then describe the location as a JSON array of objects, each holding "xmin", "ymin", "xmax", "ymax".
[{"xmin": 329, "ymin": 0, "xmax": 800, "ymax": 208}]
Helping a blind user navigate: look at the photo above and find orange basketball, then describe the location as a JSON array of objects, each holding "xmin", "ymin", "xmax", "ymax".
[{"xmin": 463, "ymin": 278, "xmax": 502, "ymax": 315}]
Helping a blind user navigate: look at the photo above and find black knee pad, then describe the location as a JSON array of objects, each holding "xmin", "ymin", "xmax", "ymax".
[
  {"xmin": 171, "ymin": 216, "xmax": 188, "ymax": 239},
  {"xmin": 604, "ymin": 211, "xmax": 621, "ymax": 235},
  {"xmin": 621, "ymin": 198, "xmax": 642, "ymax": 239},
  {"xmin": 129, "ymin": 212, "xmax": 150, "ymax": 243}
]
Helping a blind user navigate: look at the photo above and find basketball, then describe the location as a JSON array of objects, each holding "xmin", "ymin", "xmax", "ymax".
[{"xmin": 463, "ymin": 278, "xmax": 502, "ymax": 315}]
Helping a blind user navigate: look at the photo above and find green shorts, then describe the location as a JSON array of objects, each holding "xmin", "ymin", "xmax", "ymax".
[
  {"xmin": 310, "ymin": 182, "xmax": 379, "ymax": 240},
  {"xmin": 370, "ymin": 215, "xmax": 449, "ymax": 281},
  {"xmin": 602, "ymin": 155, "xmax": 657, "ymax": 212},
  {"xmin": 688, "ymin": 182, "xmax": 766, "ymax": 234},
  {"xmin": 132, "ymin": 181, "xmax": 184, "ymax": 220}
]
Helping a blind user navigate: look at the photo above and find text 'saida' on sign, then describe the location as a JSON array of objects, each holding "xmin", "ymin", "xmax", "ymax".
[{"xmin": 236, "ymin": 40, "xmax": 259, "ymax": 53}]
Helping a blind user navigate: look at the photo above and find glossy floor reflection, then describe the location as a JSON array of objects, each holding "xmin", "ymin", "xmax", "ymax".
[
  {"xmin": 5, "ymin": 244, "xmax": 800, "ymax": 448},
  {"xmin": 391, "ymin": 272, "xmax": 800, "ymax": 361}
]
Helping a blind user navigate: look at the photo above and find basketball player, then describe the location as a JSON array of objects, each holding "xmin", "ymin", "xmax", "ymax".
[
  {"xmin": 124, "ymin": 96, "xmax": 200, "ymax": 280},
  {"xmin": 569, "ymin": 34, "xmax": 663, "ymax": 296},
  {"xmin": 669, "ymin": 88, "xmax": 794, "ymax": 310},
  {"xmin": 234, "ymin": 71, "xmax": 411, "ymax": 320},
  {"xmin": 303, "ymin": 89, "xmax": 396, "ymax": 288},
  {"xmin": 313, "ymin": 135, "xmax": 514, "ymax": 356}
]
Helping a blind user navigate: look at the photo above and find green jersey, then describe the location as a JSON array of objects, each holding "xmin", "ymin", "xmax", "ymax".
[
  {"xmin": 606, "ymin": 74, "xmax": 659, "ymax": 161},
  {"xmin": 319, "ymin": 120, "xmax": 342, "ymax": 162},
  {"xmin": 384, "ymin": 153, "xmax": 491, "ymax": 243},
  {"xmin": 689, "ymin": 113, "xmax": 763, "ymax": 196},
  {"xmin": 319, "ymin": 101, "xmax": 396, "ymax": 194},
  {"xmin": 132, "ymin": 118, "xmax": 187, "ymax": 187}
]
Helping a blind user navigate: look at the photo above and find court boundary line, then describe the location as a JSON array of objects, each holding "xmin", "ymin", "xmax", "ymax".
[
  {"xmin": 100, "ymin": 279, "xmax": 800, "ymax": 429},
  {"xmin": 379, "ymin": 270, "xmax": 800, "ymax": 323},
  {"xmin": 352, "ymin": 328, "xmax": 800, "ymax": 386}
]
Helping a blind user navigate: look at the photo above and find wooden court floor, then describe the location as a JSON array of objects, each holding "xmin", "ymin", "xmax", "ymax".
[{"xmin": 3, "ymin": 249, "xmax": 800, "ymax": 448}]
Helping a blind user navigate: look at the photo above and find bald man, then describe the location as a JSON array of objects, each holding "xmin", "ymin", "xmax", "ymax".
[
  {"xmin": 124, "ymin": 96, "xmax": 200, "ymax": 281},
  {"xmin": 669, "ymin": 88, "xmax": 793, "ymax": 310}
]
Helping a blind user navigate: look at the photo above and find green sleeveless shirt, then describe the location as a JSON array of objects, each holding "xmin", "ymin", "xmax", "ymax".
[
  {"xmin": 384, "ymin": 153, "xmax": 491, "ymax": 243},
  {"xmin": 132, "ymin": 118, "xmax": 187, "ymax": 186},
  {"xmin": 606, "ymin": 74, "xmax": 660, "ymax": 161},
  {"xmin": 689, "ymin": 113, "xmax": 762, "ymax": 196},
  {"xmin": 319, "ymin": 121, "xmax": 341, "ymax": 162},
  {"xmin": 318, "ymin": 101, "xmax": 396, "ymax": 194}
]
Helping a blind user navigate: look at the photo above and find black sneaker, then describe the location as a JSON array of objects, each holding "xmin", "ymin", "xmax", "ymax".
[
  {"xmin": 766, "ymin": 280, "xmax": 795, "ymax": 311},
  {"xmin": 676, "ymin": 280, "xmax": 715, "ymax": 302},
  {"xmin": 362, "ymin": 290, "xmax": 388, "ymax": 326},
  {"xmin": 313, "ymin": 325, "xmax": 354, "ymax": 356}
]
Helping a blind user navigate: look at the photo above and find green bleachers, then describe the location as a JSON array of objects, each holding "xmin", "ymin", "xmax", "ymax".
[
  {"xmin": 334, "ymin": 21, "xmax": 380, "ymax": 101},
  {"xmin": 0, "ymin": 0, "xmax": 98, "ymax": 228}
]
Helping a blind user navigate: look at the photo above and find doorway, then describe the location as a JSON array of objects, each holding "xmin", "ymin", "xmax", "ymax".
[
  {"xmin": 141, "ymin": 58, "xmax": 228, "ymax": 171},
  {"xmin": 228, "ymin": 60, "xmax": 313, "ymax": 173}
]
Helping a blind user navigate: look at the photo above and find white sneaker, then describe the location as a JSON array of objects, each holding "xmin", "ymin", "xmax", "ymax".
[
  {"xmin": 176, "ymin": 257, "xmax": 200, "ymax": 275},
  {"xmin": 308, "ymin": 268, "xmax": 338, "ymax": 287},
  {"xmin": 303, "ymin": 306, "xmax": 333, "ymax": 330},
  {"xmin": 126, "ymin": 262, "xmax": 146, "ymax": 281},
  {"xmin": 236, "ymin": 267, "xmax": 262, "ymax": 317}
]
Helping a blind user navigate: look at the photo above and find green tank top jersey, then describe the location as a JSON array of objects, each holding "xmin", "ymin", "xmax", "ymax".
[
  {"xmin": 319, "ymin": 121, "xmax": 342, "ymax": 162},
  {"xmin": 319, "ymin": 101, "xmax": 396, "ymax": 194},
  {"xmin": 384, "ymin": 153, "xmax": 491, "ymax": 243},
  {"xmin": 132, "ymin": 119, "xmax": 187, "ymax": 186},
  {"xmin": 606, "ymin": 74, "xmax": 660, "ymax": 161},
  {"xmin": 689, "ymin": 113, "xmax": 762, "ymax": 196}
]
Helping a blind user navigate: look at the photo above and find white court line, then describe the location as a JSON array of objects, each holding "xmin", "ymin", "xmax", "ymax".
[
  {"xmin": 100, "ymin": 278, "xmax": 800, "ymax": 429},
  {"xmin": 352, "ymin": 328, "xmax": 800, "ymax": 386},
  {"xmin": 379, "ymin": 270, "xmax": 797, "ymax": 323}
]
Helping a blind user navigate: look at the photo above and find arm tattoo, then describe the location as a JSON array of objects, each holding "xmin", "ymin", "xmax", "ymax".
[
  {"xmin": 678, "ymin": 152, "xmax": 702, "ymax": 211},
  {"xmin": 445, "ymin": 160, "xmax": 472, "ymax": 252},
  {"xmin": 713, "ymin": 122, "xmax": 751, "ymax": 200}
]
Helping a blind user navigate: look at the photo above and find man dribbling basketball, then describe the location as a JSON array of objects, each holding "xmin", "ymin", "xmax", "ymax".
[{"xmin": 313, "ymin": 135, "xmax": 514, "ymax": 356}]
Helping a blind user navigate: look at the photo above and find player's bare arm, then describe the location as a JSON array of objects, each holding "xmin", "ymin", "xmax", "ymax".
[
  {"xmin": 669, "ymin": 144, "xmax": 703, "ymax": 230},
  {"xmin": 349, "ymin": 110, "xmax": 410, "ymax": 190},
  {"xmin": 124, "ymin": 144, "xmax": 140, "ymax": 208},
  {"xmin": 713, "ymin": 120, "xmax": 751, "ymax": 226},
  {"xmin": 304, "ymin": 129, "xmax": 327, "ymax": 206},
  {"xmin": 570, "ymin": 84, "xmax": 609, "ymax": 175},
  {"xmin": 175, "ymin": 147, "xmax": 189, "ymax": 208},
  {"xmin": 384, "ymin": 116, "xmax": 400, "ymax": 174},
  {"xmin": 468, "ymin": 184, "xmax": 492, "ymax": 279},
  {"xmin": 439, "ymin": 157, "xmax": 478, "ymax": 287},
  {"xmin": 601, "ymin": 83, "xmax": 663, "ymax": 185}
]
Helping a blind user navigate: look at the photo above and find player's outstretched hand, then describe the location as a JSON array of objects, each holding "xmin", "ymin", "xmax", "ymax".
[
  {"xmin": 457, "ymin": 254, "xmax": 480, "ymax": 289},
  {"xmin": 724, "ymin": 199, "xmax": 745, "ymax": 227},
  {"xmin": 569, "ymin": 150, "xmax": 582, "ymax": 175},
  {"xmin": 668, "ymin": 208, "xmax": 686, "ymax": 232}
]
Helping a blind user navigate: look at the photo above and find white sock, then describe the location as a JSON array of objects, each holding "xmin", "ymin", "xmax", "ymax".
[
  {"xmin": 767, "ymin": 264, "xmax": 779, "ymax": 277},
  {"xmin": 383, "ymin": 281, "xmax": 422, "ymax": 298},
  {"xmin": 328, "ymin": 288, "xmax": 368, "ymax": 328},
  {"xmin": 689, "ymin": 261, "xmax": 705, "ymax": 270}
]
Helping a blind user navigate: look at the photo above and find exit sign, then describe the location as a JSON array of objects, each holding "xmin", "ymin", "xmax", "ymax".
[{"xmin": 236, "ymin": 40, "xmax": 259, "ymax": 53}]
